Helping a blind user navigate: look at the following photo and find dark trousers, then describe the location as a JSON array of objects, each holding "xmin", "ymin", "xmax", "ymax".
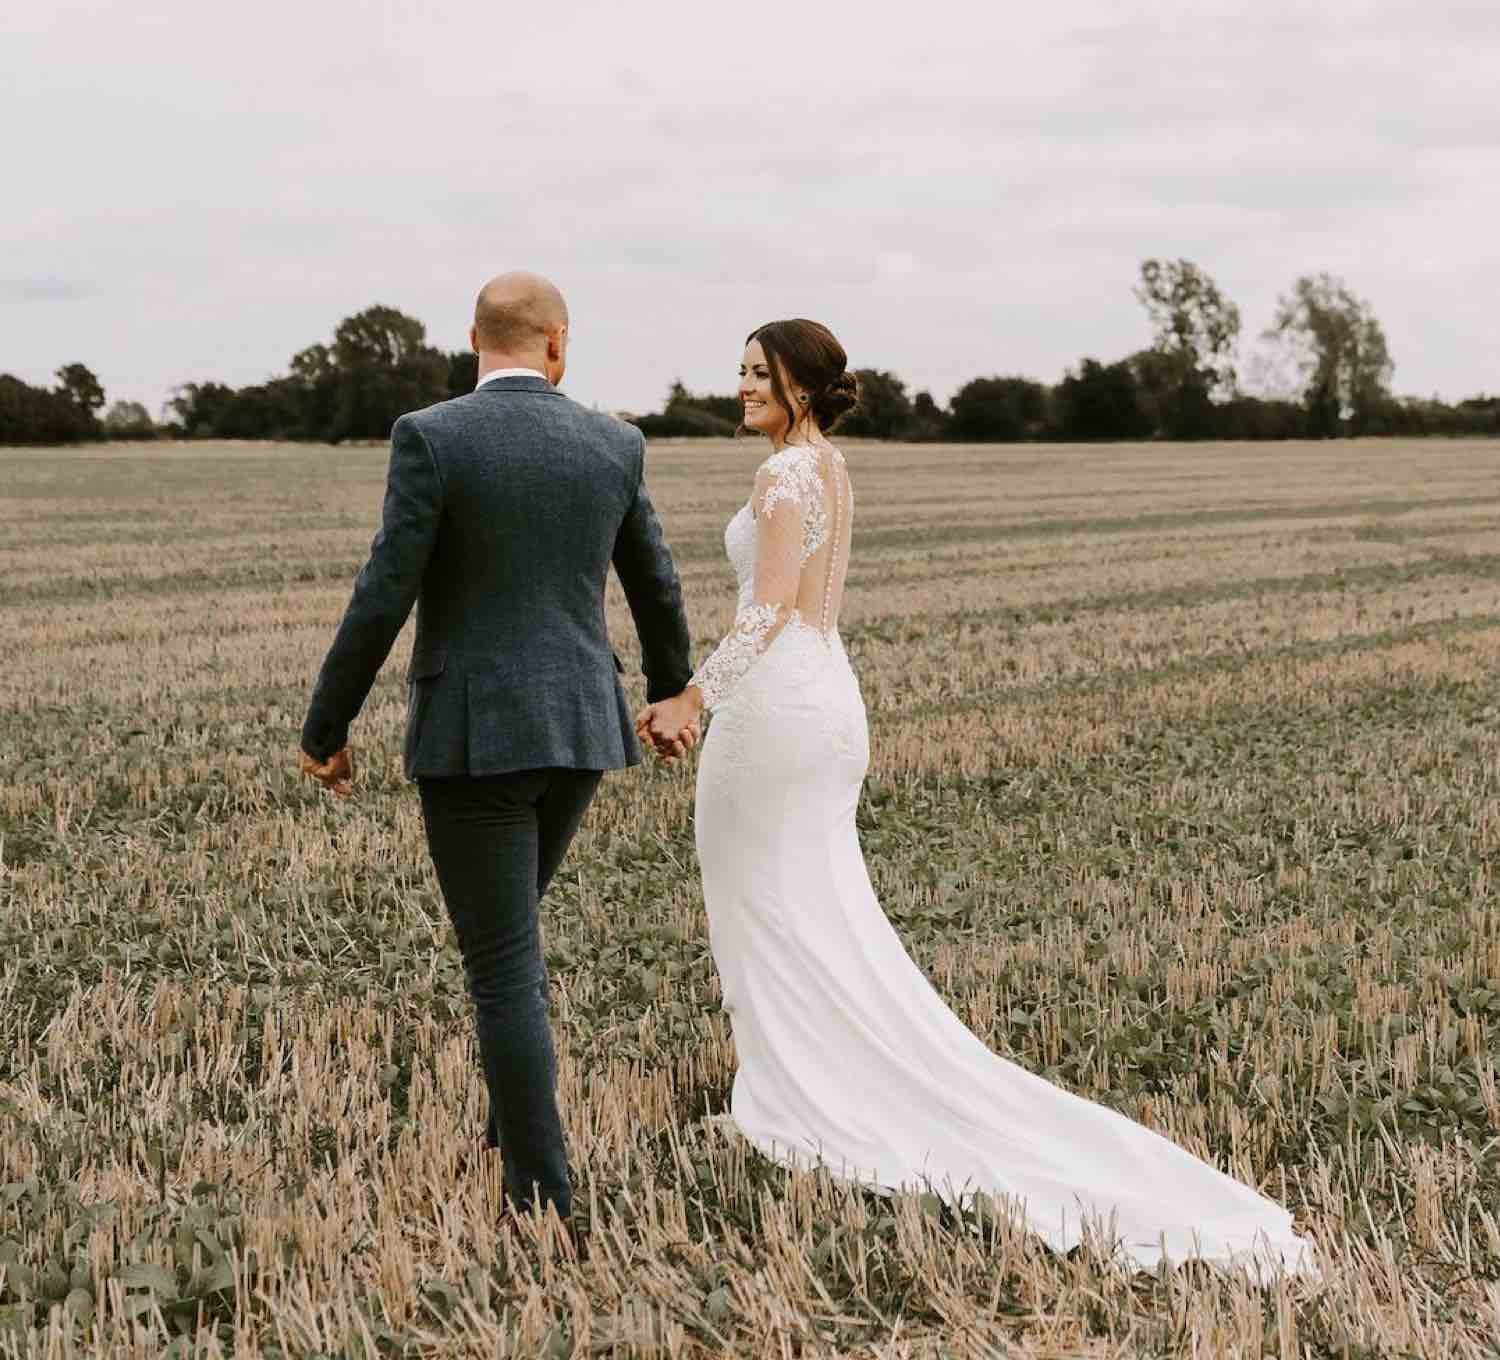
[{"xmin": 417, "ymin": 767, "xmax": 602, "ymax": 1220}]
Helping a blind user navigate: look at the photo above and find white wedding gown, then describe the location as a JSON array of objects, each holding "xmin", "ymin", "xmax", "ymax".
[{"xmin": 689, "ymin": 439, "xmax": 1318, "ymax": 1282}]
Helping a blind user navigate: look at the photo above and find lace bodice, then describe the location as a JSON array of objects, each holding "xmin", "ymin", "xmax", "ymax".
[{"xmin": 691, "ymin": 442, "xmax": 851, "ymax": 711}]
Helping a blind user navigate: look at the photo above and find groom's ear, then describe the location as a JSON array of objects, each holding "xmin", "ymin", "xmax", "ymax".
[
  {"xmin": 468, "ymin": 324, "xmax": 479, "ymax": 354},
  {"xmin": 545, "ymin": 326, "xmax": 567, "ymax": 376}
]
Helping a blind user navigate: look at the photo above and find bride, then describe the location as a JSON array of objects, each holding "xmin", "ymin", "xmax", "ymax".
[{"xmin": 635, "ymin": 320, "xmax": 1317, "ymax": 1282}]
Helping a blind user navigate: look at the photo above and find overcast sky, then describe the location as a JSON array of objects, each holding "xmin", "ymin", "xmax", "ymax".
[{"xmin": 5, "ymin": 0, "xmax": 1497, "ymax": 418}]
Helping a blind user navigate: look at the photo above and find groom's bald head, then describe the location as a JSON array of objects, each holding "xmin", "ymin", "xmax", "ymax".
[{"xmin": 473, "ymin": 271, "xmax": 569, "ymax": 352}]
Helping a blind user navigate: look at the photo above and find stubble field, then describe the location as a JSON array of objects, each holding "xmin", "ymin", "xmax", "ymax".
[{"xmin": 1, "ymin": 434, "xmax": 1499, "ymax": 1358}]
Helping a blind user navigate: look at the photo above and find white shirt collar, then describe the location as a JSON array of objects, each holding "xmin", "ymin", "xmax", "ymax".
[{"xmin": 476, "ymin": 366, "xmax": 548, "ymax": 388}]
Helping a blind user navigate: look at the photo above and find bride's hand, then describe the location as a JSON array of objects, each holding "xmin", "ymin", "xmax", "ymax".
[
  {"xmin": 634, "ymin": 704, "xmax": 678, "ymax": 760},
  {"xmin": 635, "ymin": 706, "xmax": 689, "ymax": 762},
  {"xmin": 636, "ymin": 694, "xmax": 702, "ymax": 764},
  {"xmin": 652, "ymin": 693, "xmax": 702, "ymax": 764}
]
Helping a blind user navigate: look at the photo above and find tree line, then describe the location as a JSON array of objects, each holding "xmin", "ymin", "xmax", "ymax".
[
  {"xmin": 638, "ymin": 264, "xmax": 1497, "ymax": 442},
  {"xmin": 0, "ymin": 364, "xmax": 116, "ymax": 445},
  {"xmin": 0, "ymin": 306, "xmax": 481, "ymax": 447},
  {"xmin": 1, "ymin": 264, "xmax": 1494, "ymax": 446}
]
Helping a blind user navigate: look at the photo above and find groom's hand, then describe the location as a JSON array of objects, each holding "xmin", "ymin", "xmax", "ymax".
[
  {"xmin": 300, "ymin": 746, "xmax": 354, "ymax": 798},
  {"xmin": 635, "ymin": 691, "xmax": 702, "ymax": 765},
  {"xmin": 634, "ymin": 706, "xmax": 689, "ymax": 762}
]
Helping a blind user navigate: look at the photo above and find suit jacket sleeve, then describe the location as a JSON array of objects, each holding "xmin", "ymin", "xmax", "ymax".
[
  {"xmin": 300, "ymin": 415, "xmax": 445, "ymax": 759},
  {"xmin": 611, "ymin": 432, "xmax": 692, "ymax": 703}
]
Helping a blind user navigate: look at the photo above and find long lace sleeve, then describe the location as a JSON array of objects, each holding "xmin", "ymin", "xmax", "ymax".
[{"xmin": 690, "ymin": 453, "xmax": 818, "ymax": 711}]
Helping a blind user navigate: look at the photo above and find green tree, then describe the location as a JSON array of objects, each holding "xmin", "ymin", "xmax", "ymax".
[
  {"xmin": 167, "ymin": 378, "xmax": 309, "ymax": 439},
  {"xmin": 903, "ymin": 390, "xmax": 948, "ymax": 442},
  {"xmin": 947, "ymin": 376, "xmax": 1047, "ymax": 441},
  {"xmin": 52, "ymin": 362, "xmax": 105, "ymax": 438},
  {"xmin": 1053, "ymin": 359, "xmax": 1151, "ymax": 441},
  {"xmin": 332, "ymin": 306, "xmax": 429, "ymax": 369},
  {"xmin": 55, "ymin": 362, "xmax": 105, "ymax": 415},
  {"xmin": 328, "ymin": 305, "xmax": 448, "ymax": 440},
  {"xmin": 1134, "ymin": 259, "xmax": 1241, "ymax": 438},
  {"xmin": 446, "ymin": 350, "xmax": 479, "ymax": 398},
  {"xmin": 1266, "ymin": 273, "xmax": 1394, "ymax": 436},
  {"xmin": 102, "ymin": 400, "xmax": 154, "ymax": 438},
  {"xmin": 1126, "ymin": 346, "xmax": 1216, "ymax": 440},
  {"xmin": 665, "ymin": 380, "xmax": 741, "ymax": 426},
  {"xmin": 1215, "ymin": 395, "xmax": 1306, "ymax": 440},
  {"xmin": 286, "ymin": 344, "xmax": 340, "ymax": 439},
  {"xmin": 167, "ymin": 382, "xmax": 239, "ymax": 437},
  {"xmin": 0, "ymin": 375, "xmax": 42, "ymax": 442},
  {"xmin": 290, "ymin": 343, "xmax": 335, "ymax": 384},
  {"xmin": 836, "ymin": 369, "xmax": 911, "ymax": 439},
  {"xmin": 226, "ymin": 381, "xmax": 307, "ymax": 438},
  {"xmin": 0, "ymin": 374, "xmax": 97, "ymax": 444},
  {"xmin": 630, "ymin": 381, "xmax": 739, "ymax": 437}
]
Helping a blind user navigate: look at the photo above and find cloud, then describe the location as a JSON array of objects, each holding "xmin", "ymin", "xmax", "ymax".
[
  {"xmin": 0, "ymin": 277, "xmax": 93, "ymax": 303},
  {"xmin": 1, "ymin": 0, "xmax": 1496, "ymax": 412}
]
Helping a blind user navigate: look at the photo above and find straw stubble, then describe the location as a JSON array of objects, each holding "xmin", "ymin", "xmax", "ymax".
[{"xmin": 1, "ymin": 435, "xmax": 1497, "ymax": 1357}]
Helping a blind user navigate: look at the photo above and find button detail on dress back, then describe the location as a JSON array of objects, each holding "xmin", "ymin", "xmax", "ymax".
[{"xmin": 688, "ymin": 442, "xmax": 851, "ymax": 711}]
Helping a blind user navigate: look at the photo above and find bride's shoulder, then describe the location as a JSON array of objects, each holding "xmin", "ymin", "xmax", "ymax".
[
  {"xmin": 754, "ymin": 443, "xmax": 823, "ymax": 498},
  {"xmin": 757, "ymin": 441, "xmax": 846, "ymax": 482},
  {"xmin": 757, "ymin": 444, "xmax": 816, "ymax": 477}
]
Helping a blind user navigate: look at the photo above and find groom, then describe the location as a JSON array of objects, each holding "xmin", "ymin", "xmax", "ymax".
[{"xmin": 298, "ymin": 271, "xmax": 694, "ymax": 1228}]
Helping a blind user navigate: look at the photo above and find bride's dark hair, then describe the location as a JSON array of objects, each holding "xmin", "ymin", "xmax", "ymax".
[{"xmin": 744, "ymin": 319, "xmax": 860, "ymax": 436}]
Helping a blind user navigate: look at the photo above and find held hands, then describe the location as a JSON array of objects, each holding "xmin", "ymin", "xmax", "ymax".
[
  {"xmin": 300, "ymin": 746, "xmax": 354, "ymax": 798},
  {"xmin": 635, "ymin": 688, "xmax": 703, "ymax": 765}
]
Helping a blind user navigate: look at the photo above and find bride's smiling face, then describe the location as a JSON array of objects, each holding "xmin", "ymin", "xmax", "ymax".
[{"xmin": 738, "ymin": 340, "xmax": 795, "ymax": 439}]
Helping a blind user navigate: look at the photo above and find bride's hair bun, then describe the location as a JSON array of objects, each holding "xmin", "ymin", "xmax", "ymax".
[
  {"xmin": 744, "ymin": 318, "xmax": 861, "ymax": 434},
  {"xmin": 814, "ymin": 370, "xmax": 860, "ymax": 429}
]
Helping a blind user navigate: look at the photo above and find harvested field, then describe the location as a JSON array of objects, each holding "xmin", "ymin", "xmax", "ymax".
[{"xmin": 1, "ymin": 435, "xmax": 1498, "ymax": 1357}]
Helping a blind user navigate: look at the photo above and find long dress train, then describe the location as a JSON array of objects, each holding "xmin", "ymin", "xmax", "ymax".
[{"xmin": 688, "ymin": 439, "xmax": 1317, "ymax": 1282}]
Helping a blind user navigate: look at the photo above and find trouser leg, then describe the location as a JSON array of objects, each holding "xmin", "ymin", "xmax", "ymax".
[
  {"xmin": 536, "ymin": 768, "xmax": 603, "ymax": 896},
  {"xmin": 418, "ymin": 769, "xmax": 596, "ymax": 1219}
]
